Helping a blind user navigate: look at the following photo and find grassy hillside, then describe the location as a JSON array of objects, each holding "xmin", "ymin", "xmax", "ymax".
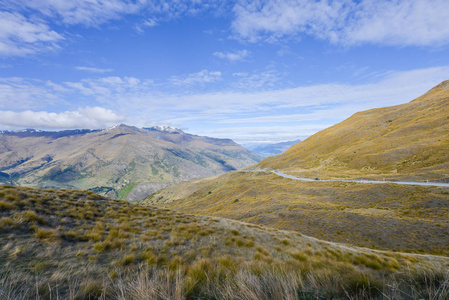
[
  {"xmin": 258, "ymin": 80, "xmax": 449, "ymax": 182},
  {"xmin": 145, "ymin": 81, "xmax": 449, "ymax": 258},
  {"xmin": 1, "ymin": 185, "xmax": 448, "ymax": 299},
  {"xmin": 145, "ymin": 170, "xmax": 449, "ymax": 256},
  {"xmin": 0, "ymin": 125, "xmax": 260, "ymax": 201}
]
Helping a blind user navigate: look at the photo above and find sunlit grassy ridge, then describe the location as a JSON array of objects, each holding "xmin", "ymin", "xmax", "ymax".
[
  {"xmin": 1, "ymin": 185, "xmax": 448, "ymax": 299},
  {"xmin": 258, "ymin": 80, "xmax": 449, "ymax": 182},
  {"xmin": 146, "ymin": 171, "xmax": 449, "ymax": 255}
]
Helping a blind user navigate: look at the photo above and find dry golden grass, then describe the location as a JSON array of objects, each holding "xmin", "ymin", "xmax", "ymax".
[
  {"xmin": 0, "ymin": 185, "xmax": 448, "ymax": 299},
  {"xmin": 257, "ymin": 80, "xmax": 449, "ymax": 182},
  {"xmin": 146, "ymin": 170, "xmax": 449, "ymax": 255}
]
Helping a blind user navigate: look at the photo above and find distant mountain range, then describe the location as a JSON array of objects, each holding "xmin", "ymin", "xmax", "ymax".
[
  {"xmin": 247, "ymin": 140, "xmax": 301, "ymax": 157},
  {"xmin": 0, "ymin": 124, "xmax": 261, "ymax": 201}
]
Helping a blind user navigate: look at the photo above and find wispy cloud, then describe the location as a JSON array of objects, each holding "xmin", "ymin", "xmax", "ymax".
[
  {"xmin": 0, "ymin": 77, "xmax": 62, "ymax": 110},
  {"xmin": 232, "ymin": 70, "xmax": 281, "ymax": 90},
  {"xmin": 0, "ymin": 1, "xmax": 151, "ymax": 56},
  {"xmin": 135, "ymin": 18, "xmax": 158, "ymax": 33},
  {"xmin": 214, "ymin": 50, "xmax": 249, "ymax": 62},
  {"xmin": 5, "ymin": 0, "xmax": 447, "ymax": 59},
  {"xmin": 232, "ymin": 0, "xmax": 449, "ymax": 47},
  {"xmin": 1, "ymin": 0, "xmax": 224, "ymax": 57},
  {"xmin": 170, "ymin": 70, "xmax": 222, "ymax": 86},
  {"xmin": 0, "ymin": 107, "xmax": 124, "ymax": 129},
  {"xmin": 0, "ymin": 12, "xmax": 63, "ymax": 56},
  {"xmin": 0, "ymin": 66, "xmax": 448, "ymax": 143},
  {"xmin": 7, "ymin": 0, "xmax": 142, "ymax": 26},
  {"xmin": 195, "ymin": 125, "xmax": 329, "ymax": 146},
  {"xmin": 75, "ymin": 66, "xmax": 114, "ymax": 73}
]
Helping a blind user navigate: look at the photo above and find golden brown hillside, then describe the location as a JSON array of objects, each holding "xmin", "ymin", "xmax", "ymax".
[
  {"xmin": 3, "ymin": 185, "xmax": 448, "ymax": 299},
  {"xmin": 146, "ymin": 170, "xmax": 449, "ymax": 255},
  {"xmin": 258, "ymin": 80, "xmax": 449, "ymax": 182},
  {"xmin": 146, "ymin": 81, "xmax": 449, "ymax": 257}
]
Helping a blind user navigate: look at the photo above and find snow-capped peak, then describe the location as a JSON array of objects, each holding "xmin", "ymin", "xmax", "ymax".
[
  {"xmin": 105, "ymin": 124, "xmax": 122, "ymax": 131},
  {"xmin": 148, "ymin": 125, "xmax": 180, "ymax": 133}
]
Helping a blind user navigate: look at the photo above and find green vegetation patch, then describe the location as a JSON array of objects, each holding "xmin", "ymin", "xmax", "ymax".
[{"xmin": 117, "ymin": 182, "xmax": 137, "ymax": 200}]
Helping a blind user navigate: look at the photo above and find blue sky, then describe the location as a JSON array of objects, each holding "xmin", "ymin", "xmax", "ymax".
[{"xmin": 0, "ymin": 0, "xmax": 449, "ymax": 146}]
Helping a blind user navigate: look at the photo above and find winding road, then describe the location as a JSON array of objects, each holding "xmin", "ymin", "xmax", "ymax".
[{"xmin": 272, "ymin": 170, "xmax": 449, "ymax": 188}]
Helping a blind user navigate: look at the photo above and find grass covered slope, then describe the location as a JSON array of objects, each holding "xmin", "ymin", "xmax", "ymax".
[
  {"xmin": 1, "ymin": 185, "xmax": 448, "ymax": 299},
  {"xmin": 146, "ymin": 170, "xmax": 449, "ymax": 255},
  {"xmin": 258, "ymin": 80, "xmax": 449, "ymax": 182}
]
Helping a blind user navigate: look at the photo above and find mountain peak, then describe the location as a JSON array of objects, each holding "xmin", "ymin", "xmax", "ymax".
[
  {"xmin": 106, "ymin": 123, "xmax": 134, "ymax": 129},
  {"xmin": 104, "ymin": 124, "xmax": 140, "ymax": 133},
  {"xmin": 144, "ymin": 125, "xmax": 183, "ymax": 134}
]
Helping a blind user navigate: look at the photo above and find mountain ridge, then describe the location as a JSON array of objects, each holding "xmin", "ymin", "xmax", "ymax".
[
  {"xmin": 258, "ymin": 79, "xmax": 449, "ymax": 182},
  {"xmin": 0, "ymin": 124, "xmax": 261, "ymax": 201}
]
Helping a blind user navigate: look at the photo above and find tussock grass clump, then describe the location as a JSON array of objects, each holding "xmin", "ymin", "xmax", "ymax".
[
  {"xmin": 0, "ymin": 200, "xmax": 15, "ymax": 211},
  {"xmin": 16, "ymin": 210, "xmax": 47, "ymax": 224},
  {"xmin": 0, "ymin": 185, "xmax": 448, "ymax": 299},
  {"xmin": 34, "ymin": 227, "xmax": 58, "ymax": 241}
]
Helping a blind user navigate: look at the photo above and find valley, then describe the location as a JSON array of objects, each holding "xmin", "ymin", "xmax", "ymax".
[
  {"xmin": 1, "ymin": 1, "xmax": 448, "ymax": 298},
  {"xmin": 145, "ymin": 81, "xmax": 449, "ymax": 256}
]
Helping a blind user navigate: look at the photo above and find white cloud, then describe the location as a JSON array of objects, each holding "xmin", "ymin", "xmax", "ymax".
[
  {"xmin": 143, "ymin": 19, "xmax": 158, "ymax": 27},
  {"xmin": 232, "ymin": 0, "xmax": 346, "ymax": 43},
  {"xmin": 0, "ymin": 12, "xmax": 63, "ymax": 56},
  {"xmin": 135, "ymin": 18, "xmax": 158, "ymax": 33},
  {"xmin": 214, "ymin": 49, "xmax": 249, "ymax": 62},
  {"xmin": 9, "ymin": 0, "xmax": 142, "ymax": 26},
  {"xmin": 341, "ymin": 0, "xmax": 449, "ymax": 46},
  {"xmin": 64, "ymin": 76, "xmax": 145, "ymax": 99},
  {"xmin": 0, "ymin": 107, "xmax": 125, "ymax": 129},
  {"xmin": 5, "ymin": 0, "xmax": 225, "ymax": 28},
  {"xmin": 170, "ymin": 70, "xmax": 222, "ymax": 86},
  {"xmin": 0, "ymin": 66, "xmax": 448, "ymax": 142},
  {"xmin": 0, "ymin": 77, "xmax": 63, "ymax": 110},
  {"xmin": 196, "ymin": 125, "xmax": 328, "ymax": 145},
  {"xmin": 1, "ymin": 0, "xmax": 224, "ymax": 56},
  {"xmin": 215, "ymin": 105, "xmax": 367, "ymax": 124},
  {"xmin": 75, "ymin": 66, "xmax": 114, "ymax": 73},
  {"xmin": 232, "ymin": 0, "xmax": 449, "ymax": 47},
  {"xmin": 232, "ymin": 70, "xmax": 281, "ymax": 90}
]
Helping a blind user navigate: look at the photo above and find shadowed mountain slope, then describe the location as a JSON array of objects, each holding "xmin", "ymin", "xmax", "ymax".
[{"xmin": 0, "ymin": 124, "xmax": 260, "ymax": 201}]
